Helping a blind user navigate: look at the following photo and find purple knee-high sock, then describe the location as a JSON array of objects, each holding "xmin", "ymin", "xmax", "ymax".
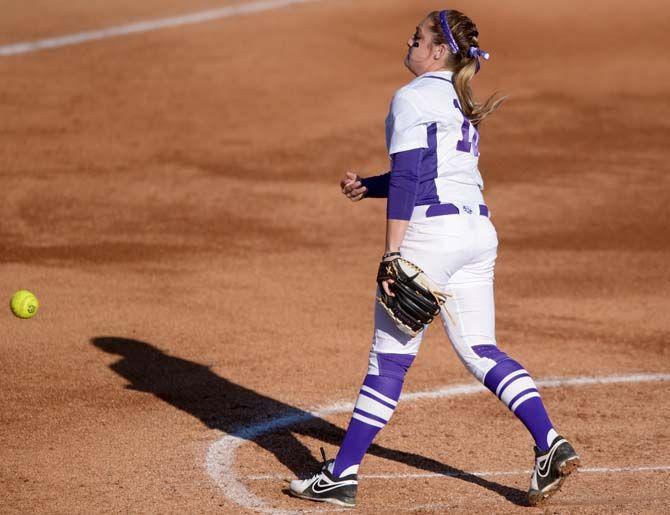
[
  {"xmin": 473, "ymin": 345, "xmax": 557, "ymax": 451},
  {"xmin": 332, "ymin": 354, "xmax": 414, "ymax": 477}
]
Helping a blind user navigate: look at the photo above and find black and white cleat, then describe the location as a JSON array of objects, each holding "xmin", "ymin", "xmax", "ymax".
[{"xmin": 528, "ymin": 435, "xmax": 581, "ymax": 506}]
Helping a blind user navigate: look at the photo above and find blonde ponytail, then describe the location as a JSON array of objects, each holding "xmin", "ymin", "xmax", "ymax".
[
  {"xmin": 428, "ymin": 10, "xmax": 505, "ymax": 127},
  {"xmin": 453, "ymin": 58, "xmax": 505, "ymax": 127}
]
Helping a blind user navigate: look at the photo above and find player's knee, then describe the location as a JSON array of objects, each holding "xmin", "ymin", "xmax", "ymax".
[
  {"xmin": 368, "ymin": 351, "xmax": 415, "ymax": 381},
  {"xmin": 468, "ymin": 344, "xmax": 530, "ymax": 393},
  {"xmin": 463, "ymin": 344, "xmax": 511, "ymax": 383},
  {"xmin": 472, "ymin": 344, "xmax": 509, "ymax": 363}
]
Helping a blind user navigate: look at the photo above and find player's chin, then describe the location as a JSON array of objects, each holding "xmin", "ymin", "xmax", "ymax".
[{"xmin": 403, "ymin": 56, "xmax": 417, "ymax": 76}]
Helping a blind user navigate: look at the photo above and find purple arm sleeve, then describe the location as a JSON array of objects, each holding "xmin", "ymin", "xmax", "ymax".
[
  {"xmin": 360, "ymin": 173, "xmax": 390, "ymax": 198},
  {"xmin": 387, "ymin": 148, "xmax": 423, "ymax": 220}
]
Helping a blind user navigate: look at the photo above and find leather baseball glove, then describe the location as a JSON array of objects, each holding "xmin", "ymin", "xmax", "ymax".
[{"xmin": 377, "ymin": 257, "xmax": 448, "ymax": 337}]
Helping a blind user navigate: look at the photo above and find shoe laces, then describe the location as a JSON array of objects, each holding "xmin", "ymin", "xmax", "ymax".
[
  {"xmin": 319, "ymin": 447, "xmax": 328, "ymax": 467},
  {"xmin": 303, "ymin": 447, "xmax": 331, "ymax": 481}
]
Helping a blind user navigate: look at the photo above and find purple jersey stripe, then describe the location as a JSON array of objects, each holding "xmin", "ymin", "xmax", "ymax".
[{"xmin": 415, "ymin": 123, "xmax": 440, "ymax": 206}]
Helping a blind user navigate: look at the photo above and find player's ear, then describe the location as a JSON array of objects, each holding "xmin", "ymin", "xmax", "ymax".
[{"xmin": 433, "ymin": 43, "xmax": 447, "ymax": 60}]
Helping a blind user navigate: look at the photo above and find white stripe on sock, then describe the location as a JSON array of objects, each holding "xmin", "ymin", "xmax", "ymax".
[
  {"xmin": 367, "ymin": 353, "xmax": 380, "ymax": 376},
  {"xmin": 500, "ymin": 377, "xmax": 537, "ymax": 407},
  {"xmin": 495, "ymin": 369, "xmax": 527, "ymax": 397},
  {"xmin": 360, "ymin": 385, "xmax": 398, "ymax": 407},
  {"xmin": 339, "ymin": 464, "xmax": 359, "ymax": 477},
  {"xmin": 546, "ymin": 428, "xmax": 559, "ymax": 448},
  {"xmin": 352, "ymin": 412, "xmax": 385, "ymax": 428},
  {"xmin": 510, "ymin": 391, "xmax": 541, "ymax": 412},
  {"xmin": 355, "ymin": 395, "xmax": 394, "ymax": 422}
]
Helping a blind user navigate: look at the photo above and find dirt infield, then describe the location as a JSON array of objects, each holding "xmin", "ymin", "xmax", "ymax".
[{"xmin": 1, "ymin": 0, "xmax": 669, "ymax": 513}]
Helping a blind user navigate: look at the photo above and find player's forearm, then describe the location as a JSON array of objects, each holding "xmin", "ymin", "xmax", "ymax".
[{"xmin": 385, "ymin": 219, "xmax": 410, "ymax": 252}]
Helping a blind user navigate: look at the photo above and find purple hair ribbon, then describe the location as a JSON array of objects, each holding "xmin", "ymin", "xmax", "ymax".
[
  {"xmin": 438, "ymin": 10, "xmax": 459, "ymax": 54},
  {"xmin": 468, "ymin": 45, "xmax": 490, "ymax": 73},
  {"xmin": 468, "ymin": 46, "xmax": 490, "ymax": 60}
]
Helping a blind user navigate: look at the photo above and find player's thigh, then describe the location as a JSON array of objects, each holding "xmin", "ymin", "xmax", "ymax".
[{"xmin": 440, "ymin": 244, "xmax": 498, "ymax": 381}]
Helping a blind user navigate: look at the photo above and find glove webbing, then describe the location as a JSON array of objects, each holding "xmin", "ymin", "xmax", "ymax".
[{"xmin": 392, "ymin": 280, "xmax": 440, "ymax": 323}]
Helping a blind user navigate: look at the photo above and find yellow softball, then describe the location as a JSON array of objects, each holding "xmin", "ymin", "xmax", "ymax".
[{"xmin": 10, "ymin": 290, "xmax": 39, "ymax": 319}]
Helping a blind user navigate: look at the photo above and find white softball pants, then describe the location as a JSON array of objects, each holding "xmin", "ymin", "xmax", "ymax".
[{"xmin": 369, "ymin": 202, "xmax": 500, "ymax": 383}]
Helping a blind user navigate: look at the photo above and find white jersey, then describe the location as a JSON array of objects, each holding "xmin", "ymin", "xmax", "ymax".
[{"xmin": 385, "ymin": 70, "xmax": 484, "ymax": 203}]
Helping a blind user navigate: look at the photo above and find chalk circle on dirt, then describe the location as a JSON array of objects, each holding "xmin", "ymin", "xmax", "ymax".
[{"xmin": 206, "ymin": 372, "xmax": 670, "ymax": 514}]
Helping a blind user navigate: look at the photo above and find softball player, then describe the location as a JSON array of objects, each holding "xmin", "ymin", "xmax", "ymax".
[{"xmin": 290, "ymin": 9, "xmax": 580, "ymax": 507}]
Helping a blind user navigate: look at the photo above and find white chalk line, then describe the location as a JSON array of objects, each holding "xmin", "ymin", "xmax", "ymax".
[
  {"xmin": 205, "ymin": 372, "xmax": 670, "ymax": 514},
  {"xmin": 0, "ymin": 0, "xmax": 323, "ymax": 57},
  {"xmin": 244, "ymin": 465, "xmax": 670, "ymax": 481}
]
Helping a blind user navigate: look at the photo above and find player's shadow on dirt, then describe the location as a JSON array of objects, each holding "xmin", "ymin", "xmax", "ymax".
[{"xmin": 91, "ymin": 336, "xmax": 527, "ymax": 506}]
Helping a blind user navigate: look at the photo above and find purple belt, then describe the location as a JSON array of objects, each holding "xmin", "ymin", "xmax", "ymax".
[{"xmin": 425, "ymin": 203, "xmax": 489, "ymax": 217}]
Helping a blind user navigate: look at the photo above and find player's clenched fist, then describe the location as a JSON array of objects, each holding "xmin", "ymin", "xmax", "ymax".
[{"xmin": 340, "ymin": 171, "xmax": 367, "ymax": 202}]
